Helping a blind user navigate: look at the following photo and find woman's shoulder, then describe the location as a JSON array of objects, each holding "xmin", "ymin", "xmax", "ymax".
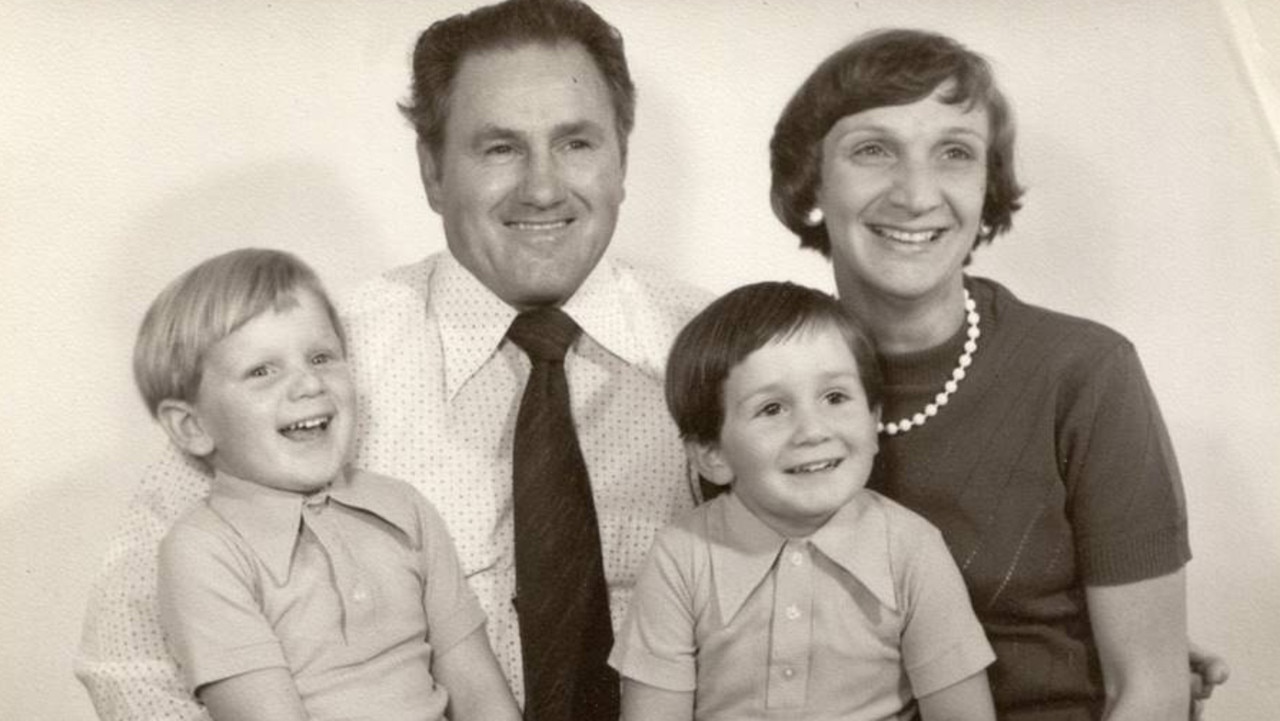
[{"xmin": 973, "ymin": 275, "xmax": 1136, "ymax": 359}]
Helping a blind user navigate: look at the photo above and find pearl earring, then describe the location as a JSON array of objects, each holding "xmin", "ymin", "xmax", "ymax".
[{"xmin": 805, "ymin": 207, "xmax": 824, "ymax": 226}]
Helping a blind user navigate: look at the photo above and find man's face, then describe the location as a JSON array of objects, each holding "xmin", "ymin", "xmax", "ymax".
[{"xmin": 419, "ymin": 42, "xmax": 626, "ymax": 309}]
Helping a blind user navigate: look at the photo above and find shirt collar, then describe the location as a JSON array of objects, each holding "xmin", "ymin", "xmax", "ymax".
[
  {"xmin": 431, "ymin": 253, "xmax": 666, "ymax": 400},
  {"xmin": 710, "ymin": 491, "xmax": 899, "ymax": 624},
  {"xmin": 206, "ymin": 468, "xmax": 418, "ymax": 584}
]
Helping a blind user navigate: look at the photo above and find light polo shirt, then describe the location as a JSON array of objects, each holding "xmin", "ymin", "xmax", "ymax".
[
  {"xmin": 610, "ymin": 490, "xmax": 995, "ymax": 721},
  {"xmin": 76, "ymin": 251, "xmax": 711, "ymax": 719},
  {"xmin": 157, "ymin": 468, "xmax": 485, "ymax": 721}
]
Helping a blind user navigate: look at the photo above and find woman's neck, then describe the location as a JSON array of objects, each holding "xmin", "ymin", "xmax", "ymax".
[{"xmin": 837, "ymin": 278, "xmax": 968, "ymax": 355}]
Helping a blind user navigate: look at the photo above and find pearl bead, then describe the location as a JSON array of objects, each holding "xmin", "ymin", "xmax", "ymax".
[{"xmin": 879, "ymin": 288, "xmax": 979, "ymax": 437}]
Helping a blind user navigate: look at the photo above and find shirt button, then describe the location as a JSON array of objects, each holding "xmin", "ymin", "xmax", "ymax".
[
  {"xmin": 785, "ymin": 604, "xmax": 801, "ymax": 621},
  {"xmin": 782, "ymin": 667, "xmax": 796, "ymax": 679},
  {"xmin": 352, "ymin": 586, "xmax": 370, "ymax": 603},
  {"xmin": 789, "ymin": 551, "xmax": 804, "ymax": 566}
]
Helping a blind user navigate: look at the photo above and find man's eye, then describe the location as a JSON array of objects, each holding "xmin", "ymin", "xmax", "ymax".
[
  {"xmin": 484, "ymin": 143, "xmax": 516, "ymax": 157},
  {"xmin": 565, "ymin": 138, "xmax": 593, "ymax": 151}
]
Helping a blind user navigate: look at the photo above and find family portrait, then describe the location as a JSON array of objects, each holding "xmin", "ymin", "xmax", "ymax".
[{"xmin": 2, "ymin": 0, "xmax": 1277, "ymax": 719}]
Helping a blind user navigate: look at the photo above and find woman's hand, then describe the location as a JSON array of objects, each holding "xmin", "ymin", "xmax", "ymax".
[{"xmin": 1189, "ymin": 639, "xmax": 1230, "ymax": 720}]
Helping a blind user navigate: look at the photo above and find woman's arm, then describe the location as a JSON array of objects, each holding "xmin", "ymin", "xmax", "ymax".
[
  {"xmin": 916, "ymin": 670, "xmax": 995, "ymax": 721},
  {"xmin": 620, "ymin": 678, "xmax": 694, "ymax": 721},
  {"xmin": 432, "ymin": 627, "xmax": 521, "ymax": 721},
  {"xmin": 1088, "ymin": 569, "xmax": 1189, "ymax": 720},
  {"xmin": 199, "ymin": 668, "xmax": 309, "ymax": 721}
]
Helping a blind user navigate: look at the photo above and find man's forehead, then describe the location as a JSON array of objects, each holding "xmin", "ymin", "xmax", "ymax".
[{"xmin": 445, "ymin": 41, "xmax": 614, "ymax": 130}]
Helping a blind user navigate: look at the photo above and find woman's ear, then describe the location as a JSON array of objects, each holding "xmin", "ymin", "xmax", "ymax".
[
  {"xmin": 686, "ymin": 440, "xmax": 734, "ymax": 488},
  {"xmin": 156, "ymin": 399, "xmax": 215, "ymax": 458}
]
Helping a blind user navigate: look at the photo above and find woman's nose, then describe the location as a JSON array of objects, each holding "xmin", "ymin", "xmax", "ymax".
[{"xmin": 888, "ymin": 159, "xmax": 942, "ymax": 213}]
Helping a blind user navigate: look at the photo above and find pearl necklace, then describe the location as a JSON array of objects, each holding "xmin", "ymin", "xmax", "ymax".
[{"xmin": 878, "ymin": 289, "xmax": 980, "ymax": 436}]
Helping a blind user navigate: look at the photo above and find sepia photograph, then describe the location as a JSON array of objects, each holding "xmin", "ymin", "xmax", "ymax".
[{"xmin": 2, "ymin": 0, "xmax": 1277, "ymax": 718}]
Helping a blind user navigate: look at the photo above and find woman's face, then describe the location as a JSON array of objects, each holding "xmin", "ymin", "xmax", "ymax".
[{"xmin": 817, "ymin": 82, "xmax": 989, "ymax": 305}]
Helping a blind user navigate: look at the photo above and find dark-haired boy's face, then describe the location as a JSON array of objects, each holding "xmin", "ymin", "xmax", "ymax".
[{"xmin": 692, "ymin": 325, "xmax": 878, "ymax": 537}]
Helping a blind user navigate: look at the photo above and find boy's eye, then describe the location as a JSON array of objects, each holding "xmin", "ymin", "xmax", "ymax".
[
  {"xmin": 825, "ymin": 390, "xmax": 851, "ymax": 405},
  {"xmin": 756, "ymin": 402, "xmax": 783, "ymax": 418},
  {"xmin": 247, "ymin": 365, "xmax": 271, "ymax": 379}
]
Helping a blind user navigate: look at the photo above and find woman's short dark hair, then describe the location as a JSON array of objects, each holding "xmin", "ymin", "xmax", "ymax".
[
  {"xmin": 666, "ymin": 281, "xmax": 882, "ymax": 446},
  {"xmin": 770, "ymin": 28, "xmax": 1024, "ymax": 256},
  {"xmin": 398, "ymin": 0, "xmax": 636, "ymax": 164}
]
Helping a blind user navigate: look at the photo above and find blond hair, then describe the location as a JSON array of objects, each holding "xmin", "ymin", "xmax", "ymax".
[{"xmin": 133, "ymin": 248, "xmax": 344, "ymax": 417}]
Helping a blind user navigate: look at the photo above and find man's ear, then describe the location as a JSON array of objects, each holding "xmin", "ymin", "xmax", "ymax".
[
  {"xmin": 156, "ymin": 399, "xmax": 215, "ymax": 458},
  {"xmin": 686, "ymin": 440, "xmax": 734, "ymax": 488},
  {"xmin": 415, "ymin": 140, "xmax": 444, "ymax": 214}
]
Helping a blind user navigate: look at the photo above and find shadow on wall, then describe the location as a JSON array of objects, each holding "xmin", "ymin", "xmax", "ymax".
[{"xmin": 105, "ymin": 156, "xmax": 399, "ymax": 335}]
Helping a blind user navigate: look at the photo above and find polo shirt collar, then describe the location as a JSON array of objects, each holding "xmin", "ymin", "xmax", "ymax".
[
  {"xmin": 206, "ymin": 468, "xmax": 418, "ymax": 584},
  {"xmin": 432, "ymin": 253, "xmax": 661, "ymax": 400},
  {"xmin": 710, "ymin": 491, "xmax": 899, "ymax": 624}
]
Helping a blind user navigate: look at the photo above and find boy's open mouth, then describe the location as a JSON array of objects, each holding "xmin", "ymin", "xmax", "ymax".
[
  {"xmin": 786, "ymin": 458, "xmax": 842, "ymax": 475},
  {"xmin": 279, "ymin": 415, "xmax": 332, "ymax": 441}
]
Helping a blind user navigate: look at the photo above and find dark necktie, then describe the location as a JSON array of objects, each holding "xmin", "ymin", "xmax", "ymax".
[{"xmin": 507, "ymin": 308, "xmax": 619, "ymax": 721}]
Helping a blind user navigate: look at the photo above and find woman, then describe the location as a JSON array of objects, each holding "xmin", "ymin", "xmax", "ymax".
[{"xmin": 769, "ymin": 29, "xmax": 1219, "ymax": 720}]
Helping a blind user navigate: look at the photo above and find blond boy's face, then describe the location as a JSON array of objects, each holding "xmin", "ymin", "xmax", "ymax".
[
  {"xmin": 188, "ymin": 289, "xmax": 355, "ymax": 493},
  {"xmin": 694, "ymin": 325, "xmax": 879, "ymax": 538}
]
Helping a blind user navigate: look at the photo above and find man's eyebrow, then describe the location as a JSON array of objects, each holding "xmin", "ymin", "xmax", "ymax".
[
  {"xmin": 469, "ymin": 124, "xmax": 523, "ymax": 145},
  {"xmin": 551, "ymin": 120, "xmax": 606, "ymax": 138}
]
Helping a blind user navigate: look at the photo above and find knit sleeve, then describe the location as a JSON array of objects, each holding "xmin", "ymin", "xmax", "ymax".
[{"xmin": 1058, "ymin": 341, "xmax": 1191, "ymax": 585}]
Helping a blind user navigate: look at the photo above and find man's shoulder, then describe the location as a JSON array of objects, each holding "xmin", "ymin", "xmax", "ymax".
[
  {"xmin": 605, "ymin": 257, "xmax": 712, "ymax": 325},
  {"xmin": 337, "ymin": 254, "xmax": 443, "ymax": 324}
]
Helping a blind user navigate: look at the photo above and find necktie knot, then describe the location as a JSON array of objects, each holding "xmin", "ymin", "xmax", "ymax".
[{"xmin": 507, "ymin": 307, "xmax": 581, "ymax": 363}]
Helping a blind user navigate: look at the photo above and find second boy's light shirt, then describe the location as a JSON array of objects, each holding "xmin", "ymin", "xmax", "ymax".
[{"xmin": 610, "ymin": 490, "xmax": 995, "ymax": 720}]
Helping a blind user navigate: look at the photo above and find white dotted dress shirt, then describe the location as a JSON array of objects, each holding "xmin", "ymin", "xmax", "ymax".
[{"xmin": 75, "ymin": 251, "xmax": 711, "ymax": 719}]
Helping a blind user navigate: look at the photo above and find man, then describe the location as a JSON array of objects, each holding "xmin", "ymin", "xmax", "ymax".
[{"xmin": 75, "ymin": 1, "xmax": 708, "ymax": 719}]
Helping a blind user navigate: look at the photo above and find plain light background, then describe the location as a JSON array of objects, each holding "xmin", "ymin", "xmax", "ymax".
[{"xmin": 2, "ymin": 0, "xmax": 1277, "ymax": 718}]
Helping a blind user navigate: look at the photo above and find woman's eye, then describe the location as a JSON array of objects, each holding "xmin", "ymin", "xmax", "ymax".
[
  {"xmin": 941, "ymin": 144, "xmax": 976, "ymax": 161},
  {"xmin": 311, "ymin": 353, "xmax": 332, "ymax": 365},
  {"xmin": 852, "ymin": 143, "xmax": 888, "ymax": 158}
]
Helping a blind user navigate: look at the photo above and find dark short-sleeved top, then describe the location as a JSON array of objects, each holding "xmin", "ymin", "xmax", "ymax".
[{"xmin": 870, "ymin": 276, "xmax": 1191, "ymax": 720}]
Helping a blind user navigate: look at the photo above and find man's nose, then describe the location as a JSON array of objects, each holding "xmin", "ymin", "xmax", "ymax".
[{"xmin": 517, "ymin": 149, "xmax": 567, "ymax": 207}]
